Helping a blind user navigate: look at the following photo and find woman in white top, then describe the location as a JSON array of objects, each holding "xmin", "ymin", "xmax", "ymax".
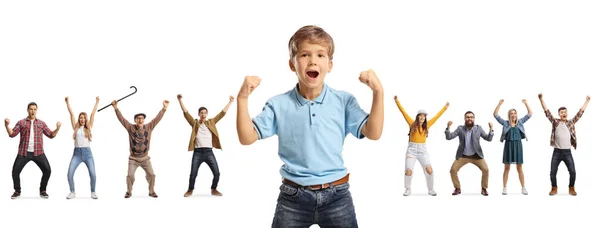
[{"xmin": 65, "ymin": 96, "xmax": 99, "ymax": 199}]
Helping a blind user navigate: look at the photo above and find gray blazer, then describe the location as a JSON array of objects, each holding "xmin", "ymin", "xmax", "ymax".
[{"xmin": 445, "ymin": 124, "xmax": 494, "ymax": 160}]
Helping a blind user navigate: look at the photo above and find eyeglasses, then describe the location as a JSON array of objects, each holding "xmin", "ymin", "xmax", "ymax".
[{"xmin": 465, "ymin": 116, "xmax": 475, "ymax": 119}]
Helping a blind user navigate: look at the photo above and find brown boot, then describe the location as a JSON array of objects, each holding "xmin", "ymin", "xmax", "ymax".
[
  {"xmin": 569, "ymin": 186, "xmax": 577, "ymax": 196},
  {"xmin": 184, "ymin": 189, "xmax": 193, "ymax": 197},
  {"xmin": 211, "ymin": 188, "xmax": 223, "ymax": 196},
  {"xmin": 549, "ymin": 186, "xmax": 557, "ymax": 196}
]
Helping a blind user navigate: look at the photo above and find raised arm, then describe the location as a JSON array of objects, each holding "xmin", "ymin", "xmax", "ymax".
[
  {"xmin": 428, "ymin": 102, "xmax": 449, "ymax": 127},
  {"xmin": 539, "ymin": 93, "xmax": 555, "ymax": 122},
  {"xmin": 480, "ymin": 122, "xmax": 494, "ymax": 141},
  {"xmin": 393, "ymin": 96, "xmax": 414, "ymax": 126},
  {"xmin": 493, "ymin": 99, "xmax": 503, "ymax": 117},
  {"xmin": 359, "ymin": 70, "xmax": 384, "ymax": 140},
  {"xmin": 177, "ymin": 94, "xmax": 195, "ymax": 126},
  {"xmin": 177, "ymin": 94, "xmax": 188, "ymax": 113},
  {"xmin": 222, "ymin": 96, "xmax": 234, "ymax": 113},
  {"xmin": 212, "ymin": 96, "xmax": 235, "ymax": 124},
  {"xmin": 65, "ymin": 97, "xmax": 77, "ymax": 130},
  {"xmin": 581, "ymin": 96, "xmax": 591, "ymax": 112},
  {"xmin": 444, "ymin": 121, "xmax": 459, "ymax": 140},
  {"xmin": 5, "ymin": 119, "xmax": 18, "ymax": 137},
  {"xmin": 88, "ymin": 96, "xmax": 100, "ymax": 129},
  {"xmin": 112, "ymin": 100, "xmax": 132, "ymax": 128},
  {"xmin": 147, "ymin": 100, "xmax": 169, "ymax": 129},
  {"xmin": 523, "ymin": 99, "xmax": 532, "ymax": 116},
  {"xmin": 572, "ymin": 96, "xmax": 590, "ymax": 124},
  {"xmin": 236, "ymin": 76, "xmax": 261, "ymax": 145}
]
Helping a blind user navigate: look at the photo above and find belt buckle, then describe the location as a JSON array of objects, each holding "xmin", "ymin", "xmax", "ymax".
[{"xmin": 308, "ymin": 183, "xmax": 328, "ymax": 191}]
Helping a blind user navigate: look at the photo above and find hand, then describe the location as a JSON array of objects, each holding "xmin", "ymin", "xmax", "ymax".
[
  {"xmin": 96, "ymin": 96, "xmax": 100, "ymax": 103},
  {"xmin": 65, "ymin": 96, "xmax": 69, "ymax": 102},
  {"xmin": 538, "ymin": 93, "xmax": 543, "ymax": 99},
  {"xmin": 238, "ymin": 76, "xmax": 261, "ymax": 99},
  {"xmin": 229, "ymin": 95, "xmax": 235, "ymax": 103},
  {"xmin": 522, "ymin": 99, "xmax": 527, "ymax": 104},
  {"xmin": 4, "ymin": 118, "xmax": 9, "ymax": 126},
  {"xmin": 358, "ymin": 69, "xmax": 382, "ymax": 92},
  {"xmin": 499, "ymin": 99, "xmax": 504, "ymax": 104},
  {"xmin": 111, "ymin": 100, "xmax": 118, "ymax": 108},
  {"xmin": 177, "ymin": 94, "xmax": 182, "ymax": 100},
  {"xmin": 393, "ymin": 95, "xmax": 397, "ymax": 100},
  {"xmin": 163, "ymin": 100, "xmax": 170, "ymax": 109},
  {"xmin": 586, "ymin": 95, "xmax": 591, "ymax": 101},
  {"xmin": 488, "ymin": 122, "xmax": 493, "ymax": 129},
  {"xmin": 57, "ymin": 122, "xmax": 62, "ymax": 128},
  {"xmin": 445, "ymin": 101, "xmax": 450, "ymax": 107},
  {"xmin": 447, "ymin": 121, "xmax": 453, "ymax": 128}
]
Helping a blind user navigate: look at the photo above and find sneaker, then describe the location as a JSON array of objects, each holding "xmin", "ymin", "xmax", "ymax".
[
  {"xmin": 428, "ymin": 189, "xmax": 437, "ymax": 196},
  {"xmin": 40, "ymin": 191, "xmax": 49, "ymax": 199},
  {"xmin": 184, "ymin": 189, "xmax": 193, "ymax": 197},
  {"xmin": 91, "ymin": 192, "xmax": 98, "ymax": 199},
  {"xmin": 403, "ymin": 188, "xmax": 411, "ymax": 196},
  {"xmin": 522, "ymin": 187, "xmax": 528, "ymax": 195},
  {"xmin": 11, "ymin": 192, "xmax": 20, "ymax": 199},
  {"xmin": 502, "ymin": 188, "xmax": 507, "ymax": 195},
  {"xmin": 66, "ymin": 192, "xmax": 76, "ymax": 199},
  {"xmin": 211, "ymin": 189, "xmax": 223, "ymax": 196}
]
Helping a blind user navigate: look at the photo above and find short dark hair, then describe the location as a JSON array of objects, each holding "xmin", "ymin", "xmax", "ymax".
[
  {"xmin": 558, "ymin": 107, "xmax": 567, "ymax": 112},
  {"xmin": 134, "ymin": 113, "xmax": 146, "ymax": 119},
  {"xmin": 198, "ymin": 107, "xmax": 207, "ymax": 113},
  {"xmin": 27, "ymin": 102, "xmax": 37, "ymax": 109},
  {"xmin": 464, "ymin": 111, "xmax": 475, "ymax": 117}
]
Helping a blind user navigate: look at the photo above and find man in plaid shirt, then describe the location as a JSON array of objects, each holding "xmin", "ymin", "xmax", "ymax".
[
  {"xmin": 5, "ymin": 102, "xmax": 61, "ymax": 199},
  {"xmin": 538, "ymin": 93, "xmax": 590, "ymax": 196}
]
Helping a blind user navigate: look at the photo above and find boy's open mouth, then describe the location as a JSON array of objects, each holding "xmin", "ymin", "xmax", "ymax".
[{"xmin": 307, "ymin": 71, "xmax": 319, "ymax": 78}]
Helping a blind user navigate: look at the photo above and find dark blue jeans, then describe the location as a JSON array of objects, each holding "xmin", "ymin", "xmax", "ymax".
[
  {"xmin": 271, "ymin": 182, "xmax": 358, "ymax": 228},
  {"xmin": 188, "ymin": 148, "xmax": 220, "ymax": 190},
  {"xmin": 550, "ymin": 148, "xmax": 576, "ymax": 187}
]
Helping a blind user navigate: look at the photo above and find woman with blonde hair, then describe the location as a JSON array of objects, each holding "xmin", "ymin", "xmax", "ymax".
[
  {"xmin": 65, "ymin": 96, "xmax": 100, "ymax": 199},
  {"xmin": 493, "ymin": 99, "xmax": 532, "ymax": 195},
  {"xmin": 394, "ymin": 96, "xmax": 449, "ymax": 196}
]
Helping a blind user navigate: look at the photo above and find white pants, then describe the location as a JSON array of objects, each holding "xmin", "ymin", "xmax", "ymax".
[{"xmin": 404, "ymin": 142, "xmax": 434, "ymax": 190}]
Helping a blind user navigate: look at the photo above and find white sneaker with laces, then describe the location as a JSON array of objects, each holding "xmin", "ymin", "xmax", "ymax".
[
  {"xmin": 66, "ymin": 192, "xmax": 76, "ymax": 199},
  {"xmin": 522, "ymin": 187, "xmax": 528, "ymax": 195},
  {"xmin": 91, "ymin": 192, "xmax": 98, "ymax": 199},
  {"xmin": 502, "ymin": 188, "xmax": 507, "ymax": 195},
  {"xmin": 428, "ymin": 189, "xmax": 437, "ymax": 196},
  {"xmin": 403, "ymin": 188, "xmax": 411, "ymax": 196}
]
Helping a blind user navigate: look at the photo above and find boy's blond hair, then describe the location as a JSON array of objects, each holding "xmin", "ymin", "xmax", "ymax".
[{"xmin": 288, "ymin": 25, "xmax": 335, "ymax": 61}]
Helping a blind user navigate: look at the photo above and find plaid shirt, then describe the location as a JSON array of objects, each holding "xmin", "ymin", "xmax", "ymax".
[
  {"xmin": 544, "ymin": 109, "xmax": 584, "ymax": 149},
  {"xmin": 9, "ymin": 118, "xmax": 55, "ymax": 156}
]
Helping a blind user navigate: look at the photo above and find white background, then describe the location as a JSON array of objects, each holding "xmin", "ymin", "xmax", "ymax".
[{"xmin": 1, "ymin": 0, "xmax": 598, "ymax": 227}]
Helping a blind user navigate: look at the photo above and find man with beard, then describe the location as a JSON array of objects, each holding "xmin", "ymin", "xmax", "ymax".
[{"xmin": 445, "ymin": 111, "xmax": 494, "ymax": 196}]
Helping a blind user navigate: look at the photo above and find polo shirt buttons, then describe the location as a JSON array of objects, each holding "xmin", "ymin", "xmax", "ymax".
[
  {"xmin": 311, "ymin": 103, "xmax": 314, "ymax": 105},
  {"xmin": 312, "ymin": 113, "xmax": 315, "ymax": 117}
]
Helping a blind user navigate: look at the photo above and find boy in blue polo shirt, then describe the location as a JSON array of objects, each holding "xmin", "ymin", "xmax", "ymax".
[{"xmin": 236, "ymin": 25, "xmax": 384, "ymax": 228}]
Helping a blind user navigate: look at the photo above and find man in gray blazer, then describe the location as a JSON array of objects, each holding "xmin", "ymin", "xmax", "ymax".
[{"xmin": 445, "ymin": 111, "xmax": 494, "ymax": 196}]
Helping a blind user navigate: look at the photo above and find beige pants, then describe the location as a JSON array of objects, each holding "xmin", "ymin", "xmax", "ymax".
[
  {"xmin": 449, "ymin": 156, "xmax": 489, "ymax": 189},
  {"xmin": 127, "ymin": 155, "xmax": 156, "ymax": 194}
]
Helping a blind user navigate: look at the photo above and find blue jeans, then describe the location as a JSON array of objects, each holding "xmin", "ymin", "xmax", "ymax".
[
  {"xmin": 550, "ymin": 148, "xmax": 576, "ymax": 187},
  {"xmin": 271, "ymin": 182, "xmax": 359, "ymax": 228},
  {"xmin": 67, "ymin": 147, "xmax": 97, "ymax": 192},
  {"xmin": 188, "ymin": 148, "xmax": 220, "ymax": 190}
]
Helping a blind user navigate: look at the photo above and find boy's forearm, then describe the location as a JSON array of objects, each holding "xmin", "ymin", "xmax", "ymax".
[
  {"xmin": 363, "ymin": 91, "xmax": 384, "ymax": 140},
  {"xmin": 236, "ymin": 98, "xmax": 258, "ymax": 145}
]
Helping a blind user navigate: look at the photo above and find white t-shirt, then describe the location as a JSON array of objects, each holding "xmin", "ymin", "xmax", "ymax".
[
  {"xmin": 554, "ymin": 122, "xmax": 571, "ymax": 149},
  {"xmin": 27, "ymin": 119, "xmax": 35, "ymax": 152},
  {"xmin": 74, "ymin": 126, "xmax": 91, "ymax": 148},
  {"xmin": 195, "ymin": 123, "xmax": 213, "ymax": 148}
]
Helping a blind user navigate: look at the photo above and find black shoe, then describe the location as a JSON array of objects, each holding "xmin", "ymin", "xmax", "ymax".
[
  {"xmin": 40, "ymin": 191, "xmax": 49, "ymax": 199},
  {"xmin": 11, "ymin": 192, "xmax": 20, "ymax": 199}
]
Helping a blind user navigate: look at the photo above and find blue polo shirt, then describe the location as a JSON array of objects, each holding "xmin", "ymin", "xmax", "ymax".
[{"xmin": 252, "ymin": 83, "xmax": 370, "ymax": 186}]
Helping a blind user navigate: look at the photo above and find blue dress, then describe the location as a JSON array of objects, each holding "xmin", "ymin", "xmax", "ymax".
[{"xmin": 503, "ymin": 127, "xmax": 524, "ymax": 164}]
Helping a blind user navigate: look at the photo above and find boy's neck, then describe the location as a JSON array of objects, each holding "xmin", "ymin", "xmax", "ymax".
[{"xmin": 297, "ymin": 84, "xmax": 324, "ymax": 101}]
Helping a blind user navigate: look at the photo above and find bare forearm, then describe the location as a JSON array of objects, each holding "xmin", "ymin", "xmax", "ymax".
[
  {"xmin": 223, "ymin": 102, "xmax": 233, "ymax": 113},
  {"xmin": 524, "ymin": 103, "xmax": 532, "ymax": 115},
  {"xmin": 5, "ymin": 126, "xmax": 13, "ymax": 136},
  {"xmin": 363, "ymin": 91, "xmax": 384, "ymax": 140},
  {"xmin": 178, "ymin": 99, "xmax": 188, "ymax": 113},
  {"xmin": 493, "ymin": 104, "xmax": 501, "ymax": 116},
  {"xmin": 236, "ymin": 98, "xmax": 258, "ymax": 145},
  {"xmin": 51, "ymin": 128, "xmax": 60, "ymax": 137}
]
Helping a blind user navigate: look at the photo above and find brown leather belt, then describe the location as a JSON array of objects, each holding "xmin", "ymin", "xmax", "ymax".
[{"xmin": 283, "ymin": 174, "xmax": 350, "ymax": 190}]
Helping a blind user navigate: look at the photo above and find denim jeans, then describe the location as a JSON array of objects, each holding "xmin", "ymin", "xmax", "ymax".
[
  {"xmin": 188, "ymin": 147, "xmax": 220, "ymax": 190},
  {"xmin": 67, "ymin": 147, "xmax": 97, "ymax": 192},
  {"xmin": 550, "ymin": 148, "xmax": 576, "ymax": 187},
  {"xmin": 271, "ymin": 182, "xmax": 358, "ymax": 228},
  {"xmin": 12, "ymin": 152, "xmax": 52, "ymax": 193}
]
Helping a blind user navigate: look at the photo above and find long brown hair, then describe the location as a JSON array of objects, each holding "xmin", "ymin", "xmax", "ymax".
[
  {"xmin": 409, "ymin": 114, "xmax": 428, "ymax": 136},
  {"xmin": 73, "ymin": 112, "xmax": 92, "ymax": 141}
]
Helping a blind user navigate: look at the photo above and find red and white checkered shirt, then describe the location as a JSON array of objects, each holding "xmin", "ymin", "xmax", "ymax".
[{"xmin": 9, "ymin": 118, "xmax": 55, "ymax": 156}]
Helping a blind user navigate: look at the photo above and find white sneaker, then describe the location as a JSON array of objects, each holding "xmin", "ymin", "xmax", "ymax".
[
  {"xmin": 403, "ymin": 188, "xmax": 411, "ymax": 196},
  {"xmin": 428, "ymin": 189, "xmax": 437, "ymax": 196},
  {"xmin": 91, "ymin": 192, "xmax": 98, "ymax": 199},
  {"xmin": 522, "ymin": 187, "xmax": 528, "ymax": 195},
  {"xmin": 502, "ymin": 188, "xmax": 507, "ymax": 195},
  {"xmin": 66, "ymin": 192, "xmax": 76, "ymax": 199}
]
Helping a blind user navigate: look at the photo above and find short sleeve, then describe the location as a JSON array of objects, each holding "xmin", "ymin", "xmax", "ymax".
[
  {"xmin": 345, "ymin": 95, "xmax": 369, "ymax": 139},
  {"xmin": 252, "ymin": 100, "xmax": 278, "ymax": 140}
]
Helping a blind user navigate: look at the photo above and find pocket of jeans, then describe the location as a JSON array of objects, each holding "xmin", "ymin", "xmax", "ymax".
[
  {"xmin": 279, "ymin": 183, "xmax": 301, "ymax": 198},
  {"xmin": 334, "ymin": 183, "xmax": 350, "ymax": 195}
]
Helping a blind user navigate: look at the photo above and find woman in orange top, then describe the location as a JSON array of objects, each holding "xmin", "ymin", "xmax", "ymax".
[{"xmin": 394, "ymin": 96, "xmax": 448, "ymax": 196}]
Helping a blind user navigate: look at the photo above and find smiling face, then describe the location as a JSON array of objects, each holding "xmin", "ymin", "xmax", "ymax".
[
  {"xmin": 464, "ymin": 112, "xmax": 475, "ymax": 128},
  {"xmin": 417, "ymin": 113, "xmax": 426, "ymax": 124},
  {"xmin": 558, "ymin": 107, "xmax": 568, "ymax": 121},
  {"xmin": 78, "ymin": 113, "xmax": 87, "ymax": 126},
  {"xmin": 289, "ymin": 40, "xmax": 333, "ymax": 91},
  {"xmin": 508, "ymin": 109, "xmax": 517, "ymax": 123}
]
